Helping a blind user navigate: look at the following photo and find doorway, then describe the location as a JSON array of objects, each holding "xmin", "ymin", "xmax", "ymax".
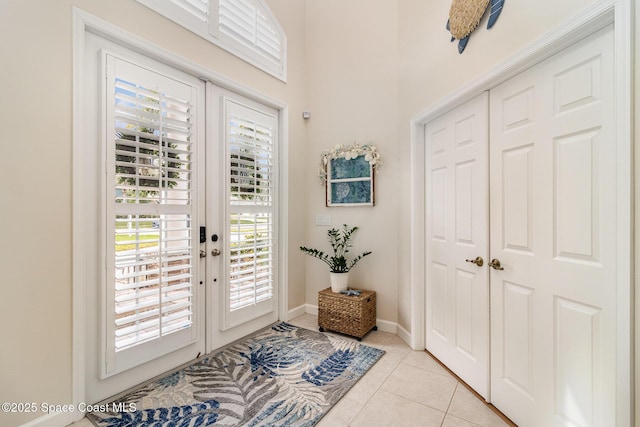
[{"xmin": 79, "ymin": 30, "xmax": 282, "ymax": 404}]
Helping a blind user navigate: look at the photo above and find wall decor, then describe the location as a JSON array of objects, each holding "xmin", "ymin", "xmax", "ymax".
[
  {"xmin": 319, "ymin": 143, "xmax": 381, "ymax": 207},
  {"xmin": 446, "ymin": 0, "xmax": 505, "ymax": 53}
]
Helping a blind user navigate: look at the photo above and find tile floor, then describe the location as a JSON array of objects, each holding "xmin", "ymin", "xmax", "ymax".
[{"xmin": 69, "ymin": 313, "xmax": 515, "ymax": 427}]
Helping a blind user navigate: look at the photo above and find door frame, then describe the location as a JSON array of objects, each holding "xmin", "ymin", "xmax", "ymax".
[
  {"xmin": 409, "ymin": 0, "xmax": 632, "ymax": 424},
  {"xmin": 72, "ymin": 7, "xmax": 289, "ymax": 422}
]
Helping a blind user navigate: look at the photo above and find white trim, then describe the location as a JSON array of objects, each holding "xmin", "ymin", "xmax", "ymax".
[
  {"xmin": 374, "ymin": 319, "xmax": 397, "ymax": 334},
  {"xmin": 409, "ymin": 121, "xmax": 426, "ymax": 351},
  {"xmin": 287, "ymin": 303, "xmax": 307, "ymax": 321},
  {"xmin": 20, "ymin": 411, "xmax": 76, "ymax": 427},
  {"xmin": 613, "ymin": 0, "xmax": 634, "ymax": 424},
  {"xmin": 306, "ymin": 303, "xmax": 318, "ymax": 317},
  {"xmin": 71, "ymin": 8, "xmax": 88, "ymax": 423},
  {"xmin": 409, "ymin": 1, "xmax": 633, "ymax": 425},
  {"xmin": 396, "ymin": 323, "xmax": 412, "ymax": 348},
  {"xmin": 278, "ymin": 107, "xmax": 290, "ymax": 324},
  {"xmin": 73, "ymin": 6, "xmax": 289, "ymax": 409}
]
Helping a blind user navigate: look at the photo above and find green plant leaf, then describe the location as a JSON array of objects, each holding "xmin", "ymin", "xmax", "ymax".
[{"xmin": 299, "ymin": 225, "xmax": 371, "ymax": 272}]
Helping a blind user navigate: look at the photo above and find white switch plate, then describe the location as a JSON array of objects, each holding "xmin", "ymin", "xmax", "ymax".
[{"xmin": 315, "ymin": 214, "xmax": 331, "ymax": 226}]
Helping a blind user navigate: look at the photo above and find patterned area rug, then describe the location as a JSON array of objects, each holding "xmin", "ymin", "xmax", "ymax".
[{"xmin": 88, "ymin": 322, "xmax": 385, "ymax": 426}]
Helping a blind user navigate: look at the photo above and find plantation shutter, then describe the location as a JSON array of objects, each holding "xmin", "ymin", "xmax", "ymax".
[
  {"xmin": 136, "ymin": 0, "xmax": 285, "ymax": 80},
  {"xmin": 218, "ymin": 0, "xmax": 283, "ymax": 65},
  {"xmin": 224, "ymin": 99, "xmax": 277, "ymax": 327},
  {"xmin": 105, "ymin": 55, "xmax": 199, "ymax": 375},
  {"xmin": 171, "ymin": 0, "xmax": 209, "ymax": 23}
]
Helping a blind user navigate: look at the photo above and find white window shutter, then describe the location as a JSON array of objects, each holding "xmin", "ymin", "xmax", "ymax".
[
  {"xmin": 137, "ymin": 0, "xmax": 286, "ymax": 81},
  {"xmin": 105, "ymin": 55, "xmax": 199, "ymax": 374},
  {"xmin": 224, "ymin": 100, "xmax": 277, "ymax": 326},
  {"xmin": 219, "ymin": 0, "xmax": 283, "ymax": 65}
]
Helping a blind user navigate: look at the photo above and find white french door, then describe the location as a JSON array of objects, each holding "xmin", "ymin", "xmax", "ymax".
[
  {"xmin": 424, "ymin": 25, "xmax": 619, "ymax": 426},
  {"xmin": 424, "ymin": 92, "xmax": 490, "ymax": 399},
  {"xmin": 83, "ymin": 33, "xmax": 206, "ymax": 403},
  {"xmin": 206, "ymin": 86, "xmax": 279, "ymax": 351},
  {"xmin": 83, "ymin": 33, "xmax": 281, "ymax": 403}
]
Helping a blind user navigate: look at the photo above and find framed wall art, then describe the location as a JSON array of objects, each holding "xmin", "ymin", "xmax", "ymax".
[{"xmin": 319, "ymin": 143, "xmax": 381, "ymax": 207}]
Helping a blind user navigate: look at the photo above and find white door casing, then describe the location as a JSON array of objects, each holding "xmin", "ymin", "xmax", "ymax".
[
  {"xmin": 425, "ymin": 92, "xmax": 490, "ymax": 399},
  {"xmin": 489, "ymin": 25, "xmax": 615, "ymax": 426}
]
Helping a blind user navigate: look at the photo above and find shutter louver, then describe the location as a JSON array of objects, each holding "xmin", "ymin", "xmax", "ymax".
[
  {"xmin": 171, "ymin": 0, "xmax": 209, "ymax": 23},
  {"xmin": 226, "ymin": 104, "xmax": 276, "ymax": 313},
  {"xmin": 229, "ymin": 213, "xmax": 274, "ymax": 311},
  {"xmin": 219, "ymin": 0, "xmax": 282, "ymax": 64},
  {"xmin": 111, "ymin": 73, "xmax": 195, "ymax": 352},
  {"xmin": 137, "ymin": 0, "xmax": 286, "ymax": 80}
]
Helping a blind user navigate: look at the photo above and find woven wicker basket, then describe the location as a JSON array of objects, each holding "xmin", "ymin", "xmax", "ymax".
[{"xmin": 318, "ymin": 288, "xmax": 377, "ymax": 340}]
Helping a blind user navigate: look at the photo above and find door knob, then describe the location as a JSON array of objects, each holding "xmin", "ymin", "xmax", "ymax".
[
  {"xmin": 488, "ymin": 258, "xmax": 504, "ymax": 270},
  {"xmin": 211, "ymin": 248, "xmax": 221, "ymax": 256},
  {"xmin": 465, "ymin": 256, "xmax": 484, "ymax": 267},
  {"xmin": 199, "ymin": 249, "xmax": 207, "ymax": 258}
]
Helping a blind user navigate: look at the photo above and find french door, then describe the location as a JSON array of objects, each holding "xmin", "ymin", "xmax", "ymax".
[
  {"xmin": 206, "ymin": 86, "xmax": 280, "ymax": 351},
  {"xmin": 425, "ymin": 25, "xmax": 619, "ymax": 426},
  {"xmin": 83, "ymin": 33, "xmax": 279, "ymax": 403}
]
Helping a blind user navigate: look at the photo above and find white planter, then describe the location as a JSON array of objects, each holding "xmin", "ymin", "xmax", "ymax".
[{"xmin": 329, "ymin": 272, "xmax": 349, "ymax": 293}]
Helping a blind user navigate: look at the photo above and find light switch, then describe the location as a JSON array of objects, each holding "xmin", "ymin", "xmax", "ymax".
[{"xmin": 315, "ymin": 214, "xmax": 331, "ymax": 226}]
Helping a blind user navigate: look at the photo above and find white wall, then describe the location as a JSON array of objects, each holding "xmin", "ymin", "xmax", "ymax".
[
  {"xmin": 0, "ymin": 0, "xmax": 307, "ymax": 425},
  {"xmin": 303, "ymin": 1, "xmax": 399, "ymax": 323}
]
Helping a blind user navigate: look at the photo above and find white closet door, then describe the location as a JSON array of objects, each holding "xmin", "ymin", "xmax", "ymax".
[
  {"xmin": 489, "ymin": 25, "xmax": 615, "ymax": 427},
  {"xmin": 425, "ymin": 92, "xmax": 490, "ymax": 398}
]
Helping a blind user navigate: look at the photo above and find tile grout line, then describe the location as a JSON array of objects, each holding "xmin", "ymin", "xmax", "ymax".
[
  {"xmin": 440, "ymin": 381, "xmax": 459, "ymax": 427},
  {"xmin": 424, "ymin": 350, "xmax": 518, "ymax": 427},
  {"xmin": 346, "ymin": 342, "xmax": 403, "ymax": 426}
]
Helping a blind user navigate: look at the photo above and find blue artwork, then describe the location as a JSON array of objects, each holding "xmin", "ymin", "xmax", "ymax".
[
  {"xmin": 327, "ymin": 155, "xmax": 374, "ymax": 206},
  {"xmin": 330, "ymin": 156, "xmax": 371, "ymax": 180}
]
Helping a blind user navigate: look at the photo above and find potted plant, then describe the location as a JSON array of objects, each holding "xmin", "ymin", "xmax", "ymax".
[{"xmin": 300, "ymin": 224, "xmax": 372, "ymax": 292}]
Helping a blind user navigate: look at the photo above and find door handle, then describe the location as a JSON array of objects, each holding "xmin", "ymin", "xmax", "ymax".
[
  {"xmin": 465, "ymin": 256, "xmax": 484, "ymax": 267},
  {"xmin": 199, "ymin": 249, "xmax": 206, "ymax": 258},
  {"xmin": 211, "ymin": 249, "xmax": 221, "ymax": 256},
  {"xmin": 488, "ymin": 258, "xmax": 504, "ymax": 270}
]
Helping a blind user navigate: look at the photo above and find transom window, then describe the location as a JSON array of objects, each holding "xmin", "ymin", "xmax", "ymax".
[{"xmin": 137, "ymin": 0, "xmax": 287, "ymax": 81}]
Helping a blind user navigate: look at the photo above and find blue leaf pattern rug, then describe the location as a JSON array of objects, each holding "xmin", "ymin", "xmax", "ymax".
[{"xmin": 88, "ymin": 323, "xmax": 385, "ymax": 426}]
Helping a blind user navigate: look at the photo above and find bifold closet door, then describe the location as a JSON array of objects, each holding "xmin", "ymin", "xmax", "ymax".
[
  {"xmin": 489, "ymin": 25, "xmax": 616, "ymax": 427},
  {"xmin": 425, "ymin": 92, "xmax": 490, "ymax": 399}
]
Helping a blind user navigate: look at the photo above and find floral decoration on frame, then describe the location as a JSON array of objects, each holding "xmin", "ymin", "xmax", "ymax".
[{"xmin": 319, "ymin": 143, "xmax": 382, "ymax": 207}]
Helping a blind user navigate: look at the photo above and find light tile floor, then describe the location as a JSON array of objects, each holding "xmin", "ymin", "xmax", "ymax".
[
  {"xmin": 69, "ymin": 313, "xmax": 515, "ymax": 427},
  {"xmin": 289, "ymin": 314, "xmax": 515, "ymax": 427}
]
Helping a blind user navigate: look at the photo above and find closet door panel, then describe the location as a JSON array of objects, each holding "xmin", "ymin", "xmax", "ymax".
[
  {"xmin": 489, "ymin": 25, "xmax": 615, "ymax": 427},
  {"xmin": 425, "ymin": 92, "xmax": 490, "ymax": 399}
]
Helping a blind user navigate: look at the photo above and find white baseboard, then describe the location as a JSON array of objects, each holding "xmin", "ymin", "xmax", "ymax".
[
  {"xmin": 286, "ymin": 303, "xmax": 308, "ymax": 321},
  {"xmin": 305, "ymin": 304, "xmax": 318, "ymax": 316},
  {"xmin": 396, "ymin": 323, "xmax": 413, "ymax": 348},
  {"xmin": 374, "ymin": 319, "xmax": 397, "ymax": 334},
  {"xmin": 20, "ymin": 410, "xmax": 77, "ymax": 427}
]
